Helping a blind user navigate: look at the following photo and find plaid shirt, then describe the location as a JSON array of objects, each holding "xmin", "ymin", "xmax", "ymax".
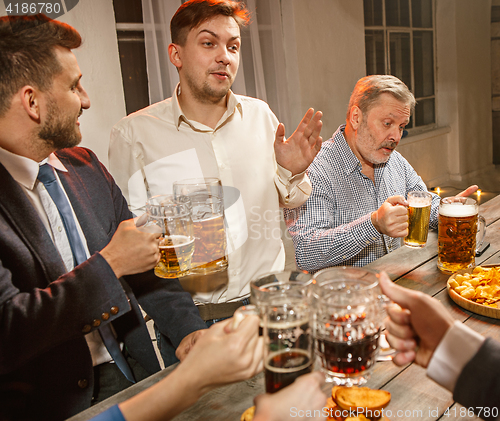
[{"xmin": 284, "ymin": 125, "xmax": 440, "ymax": 271}]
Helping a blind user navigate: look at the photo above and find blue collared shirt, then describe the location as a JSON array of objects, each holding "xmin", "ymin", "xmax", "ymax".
[{"xmin": 284, "ymin": 125, "xmax": 440, "ymax": 271}]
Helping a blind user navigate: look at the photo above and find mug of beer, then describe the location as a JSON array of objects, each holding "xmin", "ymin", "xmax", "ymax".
[
  {"xmin": 145, "ymin": 195, "xmax": 195, "ymax": 279},
  {"xmin": 312, "ymin": 267, "xmax": 387, "ymax": 386},
  {"xmin": 235, "ymin": 271, "xmax": 314, "ymax": 394},
  {"xmin": 173, "ymin": 178, "xmax": 228, "ymax": 275},
  {"xmin": 404, "ymin": 191, "xmax": 432, "ymax": 248},
  {"xmin": 438, "ymin": 197, "xmax": 486, "ymax": 274}
]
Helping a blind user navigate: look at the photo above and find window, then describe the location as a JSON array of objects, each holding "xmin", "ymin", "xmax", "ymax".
[
  {"xmin": 364, "ymin": 0, "xmax": 435, "ymax": 130},
  {"xmin": 113, "ymin": 0, "xmax": 150, "ymax": 115}
]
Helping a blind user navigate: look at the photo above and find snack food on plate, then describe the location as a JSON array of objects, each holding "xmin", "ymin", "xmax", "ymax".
[
  {"xmin": 325, "ymin": 386, "xmax": 391, "ymax": 421},
  {"xmin": 449, "ymin": 266, "xmax": 500, "ymax": 306},
  {"xmin": 240, "ymin": 405, "xmax": 255, "ymax": 421}
]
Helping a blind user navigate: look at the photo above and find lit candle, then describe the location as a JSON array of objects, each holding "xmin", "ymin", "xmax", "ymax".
[
  {"xmin": 477, "ymin": 189, "xmax": 482, "ymax": 204},
  {"xmin": 436, "ymin": 187, "xmax": 441, "ymax": 196}
]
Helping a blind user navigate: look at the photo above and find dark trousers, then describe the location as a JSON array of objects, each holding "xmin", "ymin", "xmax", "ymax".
[{"xmin": 92, "ymin": 354, "xmax": 150, "ymax": 405}]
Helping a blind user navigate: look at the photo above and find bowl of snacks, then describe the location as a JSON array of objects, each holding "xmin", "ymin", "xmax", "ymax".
[{"xmin": 447, "ymin": 265, "xmax": 500, "ymax": 319}]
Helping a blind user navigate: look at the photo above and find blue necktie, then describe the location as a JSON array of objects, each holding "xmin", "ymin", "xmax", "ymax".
[{"xmin": 37, "ymin": 163, "xmax": 136, "ymax": 383}]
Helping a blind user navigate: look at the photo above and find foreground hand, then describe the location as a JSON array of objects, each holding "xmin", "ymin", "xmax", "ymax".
[
  {"xmin": 456, "ymin": 185, "xmax": 478, "ymax": 198},
  {"xmin": 180, "ymin": 316, "xmax": 263, "ymax": 394},
  {"xmin": 371, "ymin": 195, "xmax": 408, "ymax": 237},
  {"xmin": 100, "ymin": 219, "xmax": 160, "ymax": 278},
  {"xmin": 274, "ymin": 108, "xmax": 323, "ymax": 176},
  {"xmin": 253, "ymin": 372, "xmax": 327, "ymax": 421},
  {"xmin": 379, "ymin": 272, "xmax": 454, "ymax": 368},
  {"xmin": 175, "ymin": 329, "xmax": 207, "ymax": 361}
]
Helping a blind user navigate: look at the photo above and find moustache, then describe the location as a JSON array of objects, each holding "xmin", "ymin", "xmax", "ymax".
[{"xmin": 379, "ymin": 141, "xmax": 398, "ymax": 150}]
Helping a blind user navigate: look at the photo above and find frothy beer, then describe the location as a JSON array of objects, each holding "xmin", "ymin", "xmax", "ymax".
[
  {"xmin": 404, "ymin": 192, "xmax": 432, "ymax": 248},
  {"xmin": 438, "ymin": 202, "xmax": 477, "ymax": 274},
  {"xmin": 155, "ymin": 234, "xmax": 195, "ymax": 279}
]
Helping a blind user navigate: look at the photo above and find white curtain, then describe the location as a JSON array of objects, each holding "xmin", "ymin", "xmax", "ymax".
[{"xmin": 140, "ymin": 0, "xmax": 292, "ymax": 129}]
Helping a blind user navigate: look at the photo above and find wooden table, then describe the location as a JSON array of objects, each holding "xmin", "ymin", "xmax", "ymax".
[{"xmin": 70, "ymin": 195, "xmax": 500, "ymax": 421}]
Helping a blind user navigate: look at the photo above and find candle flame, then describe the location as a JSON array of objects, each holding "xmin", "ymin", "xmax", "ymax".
[{"xmin": 477, "ymin": 189, "xmax": 482, "ymax": 197}]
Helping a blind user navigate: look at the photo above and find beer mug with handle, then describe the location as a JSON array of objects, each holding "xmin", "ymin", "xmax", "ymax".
[
  {"xmin": 312, "ymin": 267, "xmax": 389, "ymax": 386},
  {"xmin": 234, "ymin": 271, "xmax": 313, "ymax": 394},
  {"xmin": 173, "ymin": 178, "xmax": 228, "ymax": 275},
  {"xmin": 438, "ymin": 196, "xmax": 487, "ymax": 274},
  {"xmin": 404, "ymin": 191, "xmax": 432, "ymax": 248},
  {"xmin": 144, "ymin": 194, "xmax": 194, "ymax": 279}
]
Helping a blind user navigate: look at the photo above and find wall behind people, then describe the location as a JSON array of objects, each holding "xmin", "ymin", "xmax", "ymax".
[
  {"xmin": 0, "ymin": 0, "xmax": 126, "ymax": 168},
  {"xmin": 382, "ymin": 0, "xmax": 492, "ymax": 187},
  {"xmin": 283, "ymin": 0, "xmax": 366, "ymax": 139}
]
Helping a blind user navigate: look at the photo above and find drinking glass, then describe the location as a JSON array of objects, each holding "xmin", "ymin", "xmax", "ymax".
[
  {"xmin": 144, "ymin": 195, "xmax": 194, "ymax": 279},
  {"xmin": 173, "ymin": 178, "xmax": 227, "ymax": 275},
  {"xmin": 404, "ymin": 191, "xmax": 432, "ymax": 248},
  {"xmin": 438, "ymin": 197, "xmax": 486, "ymax": 274},
  {"xmin": 312, "ymin": 267, "xmax": 387, "ymax": 386},
  {"xmin": 233, "ymin": 271, "xmax": 313, "ymax": 394}
]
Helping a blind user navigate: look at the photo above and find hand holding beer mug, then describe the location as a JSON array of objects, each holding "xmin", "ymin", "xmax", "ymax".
[
  {"xmin": 404, "ymin": 191, "xmax": 432, "ymax": 248},
  {"xmin": 173, "ymin": 178, "xmax": 228, "ymax": 275},
  {"xmin": 312, "ymin": 267, "xmax": 388, "ymax": 386},
  {"xmin": 438, "ymin": 196, "xmax": 486, "ymax": 274},
  {"xmin": 144, "ymin": 195, "xmax": 195, "ymax": 278}
]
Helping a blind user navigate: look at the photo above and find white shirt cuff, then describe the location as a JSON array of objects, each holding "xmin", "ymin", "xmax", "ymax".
[
  {"xmin": 427, "ymin": 320, "xmax": 485, "ymax": 392},
  {"xmin": 276, "ymin": 163, "xmax": 307, "ymax": 185}
]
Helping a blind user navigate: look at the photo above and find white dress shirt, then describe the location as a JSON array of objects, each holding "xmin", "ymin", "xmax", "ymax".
[
  {"xmin": 427, "ymin": 320, "xmax": 485, "ymax": 392},
  {"xmin": 109, "ymin": 85, "xmax": 311, "ymax": 303},
  {"xmin": 0, "ymin": 146, "xmax": 112, "ymax": 366}
]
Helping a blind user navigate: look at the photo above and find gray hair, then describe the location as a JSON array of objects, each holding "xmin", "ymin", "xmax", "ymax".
[{"xmin": 347, "ymin": 75, "xmax": 416, "ymax": 120}]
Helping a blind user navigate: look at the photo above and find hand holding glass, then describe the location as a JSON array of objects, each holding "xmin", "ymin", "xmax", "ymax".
[{"xmin": 144, "ymin": 195, "xmax": 194, "ymax": 279}]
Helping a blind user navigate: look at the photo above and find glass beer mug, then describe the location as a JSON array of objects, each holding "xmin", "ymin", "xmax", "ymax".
[
  {"xmin": 173, "ymin": 178, "xmax": 228, "ymax": 275},
  {"xmin": 404, "ymin": 191, "xmax": 432, "ymax": 248},
  {"xmin": 144, "ymin": 195, "xmax": 195, "ymax": 279},
  {"xmin": 438, "ymin": 196, "xmax": 487, "ymax": 274},
  {"xmin": 234, "ymin": 271, "xmax": 313, "ymax": 394},
  {"xmin": 312, "ymin": 267, "xmax": 388, "ymax": 386}
]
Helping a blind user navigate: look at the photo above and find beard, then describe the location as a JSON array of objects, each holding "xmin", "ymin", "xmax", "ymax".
[
  {"xmin": 357, "ymin": 121, "xmax": 397, "ymax": 165},
  {"xmin": 38, "ymin": 98, "xmax": 82, "ymax": 151},
  {"xmin": 184, "ymin": 69, "xmax": 232, "ymax": 105}
]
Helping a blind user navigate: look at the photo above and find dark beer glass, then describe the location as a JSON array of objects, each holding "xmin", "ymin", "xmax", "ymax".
[
  {"xmin": 312, "ymin": 267, "xmax": 388, "ymax": 386},
  {"xmin": 235, "ymin": 271, "xmax": 313, "ymax": 393}
]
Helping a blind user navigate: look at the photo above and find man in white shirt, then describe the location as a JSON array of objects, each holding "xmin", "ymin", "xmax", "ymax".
[
  {"xmin": 379, "ymin": 273, "xmax": 499, "ymax": 418},
  {"xmin": 109, "ymin": 0, "xmax": 323, "ymax": 319}
]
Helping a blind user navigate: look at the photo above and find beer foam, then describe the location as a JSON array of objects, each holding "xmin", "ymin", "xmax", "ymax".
[
  {"xmin": 159, "ymin": 234, "xmax": 195, "ymax": 248},
  {"xmin": 439, "ymin": 203, "xmax": 477, "ymax": 218},
  {"xmin": 408, "ymin": 197, "xmax": 431, "ymax": 207}
]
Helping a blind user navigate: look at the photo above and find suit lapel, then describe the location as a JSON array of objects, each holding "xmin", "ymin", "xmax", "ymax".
[
  {"xmin": 55, "ymin": 155, "xmax": 110, "ymax": 255},
  {"xmin": 0, "ymin": 163, "xmax": 66, "ymax": 283}
]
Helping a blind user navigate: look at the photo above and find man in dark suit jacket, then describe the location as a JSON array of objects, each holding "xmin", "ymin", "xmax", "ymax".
[
  {"xmin": 0, "ymin": 14, "xmax": 207, "ymax": 421},
  {"xmin": 379, "ymin": 273, "xmax": 500, "ymax": 420}
]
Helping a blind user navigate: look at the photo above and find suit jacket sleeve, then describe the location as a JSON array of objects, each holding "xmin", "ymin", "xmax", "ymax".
[{"xmin": 453, "ymin": 338, "xmax": 500, "ymax": 419}]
